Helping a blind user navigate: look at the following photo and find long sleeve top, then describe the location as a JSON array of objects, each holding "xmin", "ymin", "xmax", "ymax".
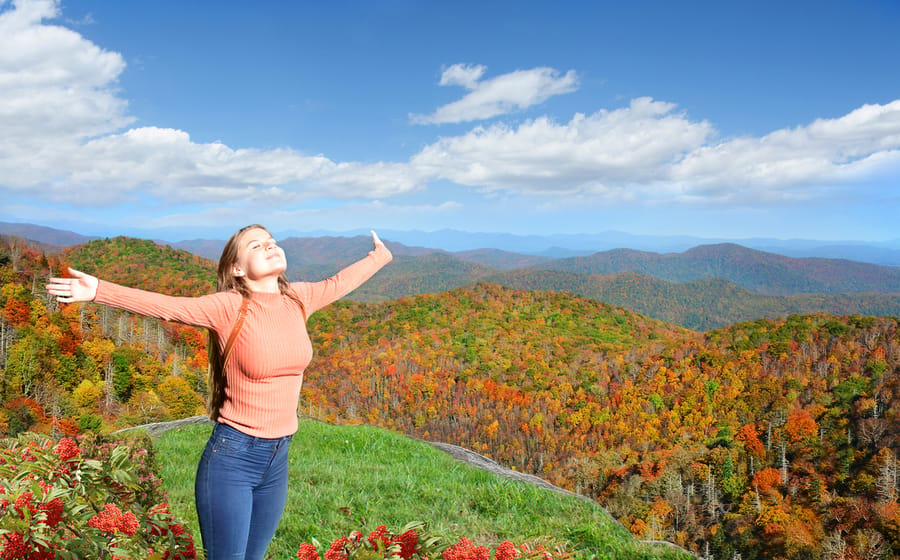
[{"xmin": 93, "ymin": 243, "xmax": 392, "ymax": 438}]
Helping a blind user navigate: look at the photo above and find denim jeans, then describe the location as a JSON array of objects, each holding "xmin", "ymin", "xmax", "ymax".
[{"xmin": 195, "ymin": 422, "xmax": 293, "ymax": 560}]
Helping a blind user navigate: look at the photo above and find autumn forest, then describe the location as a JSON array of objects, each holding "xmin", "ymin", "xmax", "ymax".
[{"xmin": 1, "ymin": 234, "xmax": 899, "ymax": 560}]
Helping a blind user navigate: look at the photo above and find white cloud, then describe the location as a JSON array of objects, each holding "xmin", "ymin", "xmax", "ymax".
[
  {"xmin": 407, "ymin": 97, "xmax": 900, "ymax": 205},
  {"xmin": 410, "ymin": 64, "xmax": 580, "ymax": 125},
  {"xmin": 0, "ymin": 0, "xmax": 423, "ymax": 206},
  {"xmin": 0, "ymin": 202, "xmax": 107, "ymax": 227},
  {"xmin": 137, "ymin": 206, "xmax": 254, "ymax": 230},
  {"xmin": 411, "ymin": 97, "xmax": 714, "ymax": 194},
  {"xmin": 0, "ymin": 0, "xmax": 135, "ymax": 198},
  {"xmin": 438, "ymin": 63, "xmax": 486, "ymax": 89},
  {"xmin": 668, "ymin": 100, "xmax": 900, "ymax": 203},
  {"xmin": 0, "ymin": 0, "xmax": 131, "ymax": 149},
  {"xmin": 47, "ymin": 127, "xmax": 423, "ymax": 204}
]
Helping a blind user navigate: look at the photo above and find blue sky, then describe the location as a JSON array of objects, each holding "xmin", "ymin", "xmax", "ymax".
[{"xmin": 1, "ymin": 0, "xmax": 899, "ymax": 243}]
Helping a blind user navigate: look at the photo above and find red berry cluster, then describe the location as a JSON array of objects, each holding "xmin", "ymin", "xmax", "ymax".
[
  {"xmin": 493, "ymin": 541, "xmax": 520, "ymax": 560},
  {"xmin": 0, "ymin": 533, "xmax": 29, "ymax": 560},
  {"xmin": 297, "ymin": 542, "xmax": 321, "ymax": 560},
  {"xmin": 55, "ymin": 438, "xmax": 81, "ymax": 462},
  {"xmin": 88, "ymin": 503, "xmax": 140, "ymax": 536},
  {"xmin": 442, "ymin": 537, "xmax": 490, "ymax": 560},
  {"xmin": 298, "ymin": 525, "xmax": 422, "ymax": 560},
  {"xmin": 0, "ymin": 481, "xmax": 67, "ymax": 559}
]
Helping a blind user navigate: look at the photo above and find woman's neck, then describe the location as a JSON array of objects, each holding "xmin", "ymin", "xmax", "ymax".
[{"xmin": 244, "ymin": 276, "xmax": 281, "ymax": 294}]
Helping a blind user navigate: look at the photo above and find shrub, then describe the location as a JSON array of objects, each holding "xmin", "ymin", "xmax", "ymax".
[
  {"xmin": 297, "ymin": 523, "xmax": 567, "ymax": 560},
  {"xmin": 0, "ymin": 432, "xmax": 196, "ymax": 559}
]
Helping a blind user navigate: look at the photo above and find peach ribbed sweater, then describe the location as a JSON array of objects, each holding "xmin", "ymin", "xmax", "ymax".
[{"xmin": 93, "ymin": 244, "xmax": 392, "ymax": 438}]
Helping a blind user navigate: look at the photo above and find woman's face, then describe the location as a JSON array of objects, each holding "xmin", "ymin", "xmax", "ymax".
[{"xmin": 232, "ymin": 227, "xmax": 287, "ymax": 281}]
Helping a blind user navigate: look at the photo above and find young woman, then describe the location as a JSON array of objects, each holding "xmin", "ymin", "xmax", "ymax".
[{"xmin": 47, "ymin": 225, "xmax": 392, "ymax": 560}]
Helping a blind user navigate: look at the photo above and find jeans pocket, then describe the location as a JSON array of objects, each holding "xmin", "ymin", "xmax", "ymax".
[{"xmin": 211, "ymin": 428, "xmax": 251, "ymax": 456}]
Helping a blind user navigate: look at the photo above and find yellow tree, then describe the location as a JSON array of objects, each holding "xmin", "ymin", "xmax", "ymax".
[{"xmin": 157, "ymin": 375, "xmax": 205, "ymax": 419}]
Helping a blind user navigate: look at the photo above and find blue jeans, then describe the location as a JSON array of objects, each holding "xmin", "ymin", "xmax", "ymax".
[{"xmin": 195, "ymin": 422, "xmax": 293, "ymax": 560}]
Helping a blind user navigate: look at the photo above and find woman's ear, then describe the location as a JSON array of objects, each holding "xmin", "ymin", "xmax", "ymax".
[{"xmin": 231, "ymin": 264, "xmax": 245, "ymax": 278}]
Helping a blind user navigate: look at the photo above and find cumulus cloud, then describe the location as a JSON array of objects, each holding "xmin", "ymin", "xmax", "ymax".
[
  {"xmin": 39, "ymin": 126, "xmax": 421, "ymax": 205},
  {"xmin": 668, "ymin": 100, "xmax": 900, "ymax": 203},
  {"xmin": 410, "ymin": 63, "xmax": 580, "ymax": 125},
  {"xmin": 410, "ymin": 97, "xmax": 714, "ymax": 194},
  {"xmin": 439, "ymin": 63, "xmax": 486, "ymax": 89},
  {"xmin": 406, "ymin": 97, "xmax": 900, "ymax": 204},
  {"xmin": 0, "ymin": 0, "xmax": 420, "ymax": 206},
  {"xmin": 0, "ymin": 0, "xmax": 132, "ymax": 181}
]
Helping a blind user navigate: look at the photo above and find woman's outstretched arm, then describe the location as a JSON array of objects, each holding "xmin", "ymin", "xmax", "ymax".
[
  {"xmin": 291, "ymin": 230, "xmax": 392, "ymax": 316},
  {"xmin": 47, "ymin": 267, "xmax": 237, "ymax": 330},
  {"xmin": 46, "ymin": 268, "xmax": 99, "ymax": 303}
]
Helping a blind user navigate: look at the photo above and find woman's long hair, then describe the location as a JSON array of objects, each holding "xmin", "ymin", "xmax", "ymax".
[{"xmin": 207, "ymin": 224, "xmax": 305, "ymax": 421}]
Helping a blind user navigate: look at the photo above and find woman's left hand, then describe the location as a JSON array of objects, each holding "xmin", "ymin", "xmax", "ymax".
[{"xmin": 371, "ymin": 230, "xmax": 385, "ymax": 247}]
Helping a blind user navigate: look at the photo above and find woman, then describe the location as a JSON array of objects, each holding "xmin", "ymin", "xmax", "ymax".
[{"xmin": 47, "ymin": 225, "xmax": 392, "ymax": 560}]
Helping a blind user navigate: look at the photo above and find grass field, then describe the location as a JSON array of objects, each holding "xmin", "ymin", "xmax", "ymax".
[{"xmin": 154, "ymin": 418, "xmax": 693, "ymax": 560}]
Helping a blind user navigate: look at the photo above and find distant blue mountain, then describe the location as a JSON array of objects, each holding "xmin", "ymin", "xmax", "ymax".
[
  {"xmin": 0, "ymin": 221, "xmax": 98, "ymax": 248},
  {"xmin": 2, "ymin": 221, "xmax": 899, "ymax": 266},
  {"xmin": 286, "ymin": 228, "xmax": 900, "ymax": 266}
]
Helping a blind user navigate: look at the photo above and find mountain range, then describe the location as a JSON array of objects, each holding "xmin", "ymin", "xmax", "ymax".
[
  {"xmin": 5, "ymin": 221, "xmax": 898, "ymax": 331},
  {"xmin": 4, "ymin": 220, "xmax": 900, "ymax": 266}
]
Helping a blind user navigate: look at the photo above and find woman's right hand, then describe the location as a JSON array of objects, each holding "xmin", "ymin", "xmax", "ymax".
[{"xmin": 46, "ymin": 268, "xmax": 99, "ymax": 303}]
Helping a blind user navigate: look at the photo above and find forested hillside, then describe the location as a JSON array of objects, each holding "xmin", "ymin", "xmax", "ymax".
[
  {"xmin": 303, "ymin": 290, "xmax": 900, "ymax": 560},
  {"xmin": 532, "ymin": 243, "xmax": 900, "ymax": 295},
  {"xmin": 2, "ymin": 235, "xmax": 899, "ymax": 559},
  {"xmin": 489, "ymin": 271, "xmax": 900, "ymax": 331},
  {"xmin": 60, "ymin": 237, "xmax": 217, "ymax": 296}
]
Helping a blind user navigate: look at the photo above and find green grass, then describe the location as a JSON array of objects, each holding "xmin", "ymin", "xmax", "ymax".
[{"xmin": 154, "ymin": 418, "xmax": 692, "ymax": 560}]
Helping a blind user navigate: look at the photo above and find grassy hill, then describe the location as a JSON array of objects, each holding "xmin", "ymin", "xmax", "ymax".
[{"xmin": 153, "ymin": 419, "xmax": 694, "ymax": 560}]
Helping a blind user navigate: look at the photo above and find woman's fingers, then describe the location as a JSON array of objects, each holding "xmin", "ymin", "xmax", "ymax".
[
  {"xmin": 46, "ymin": 277, "xmax": 74, "ymax": 301},
  {"xmin": 46, "ymin": 273, "xmax": 72, "ymax": 294},
  {"xmin": 371, "ymin": 230, "xmax": 384, "ymax": 246},
  {"xmin": 46, "ymin": 268, "xmax": 98, "ymax": 303}
]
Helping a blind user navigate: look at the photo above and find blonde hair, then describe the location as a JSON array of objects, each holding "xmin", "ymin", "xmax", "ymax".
[{"xmin": 207, "ymin": 224, "xmax": 305, "ymax": 420}]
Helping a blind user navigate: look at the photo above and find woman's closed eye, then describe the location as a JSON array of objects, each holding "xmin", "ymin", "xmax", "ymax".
[{"xmin": 250, "ymin": 240, "xmax": 275, "ymax": 250}]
